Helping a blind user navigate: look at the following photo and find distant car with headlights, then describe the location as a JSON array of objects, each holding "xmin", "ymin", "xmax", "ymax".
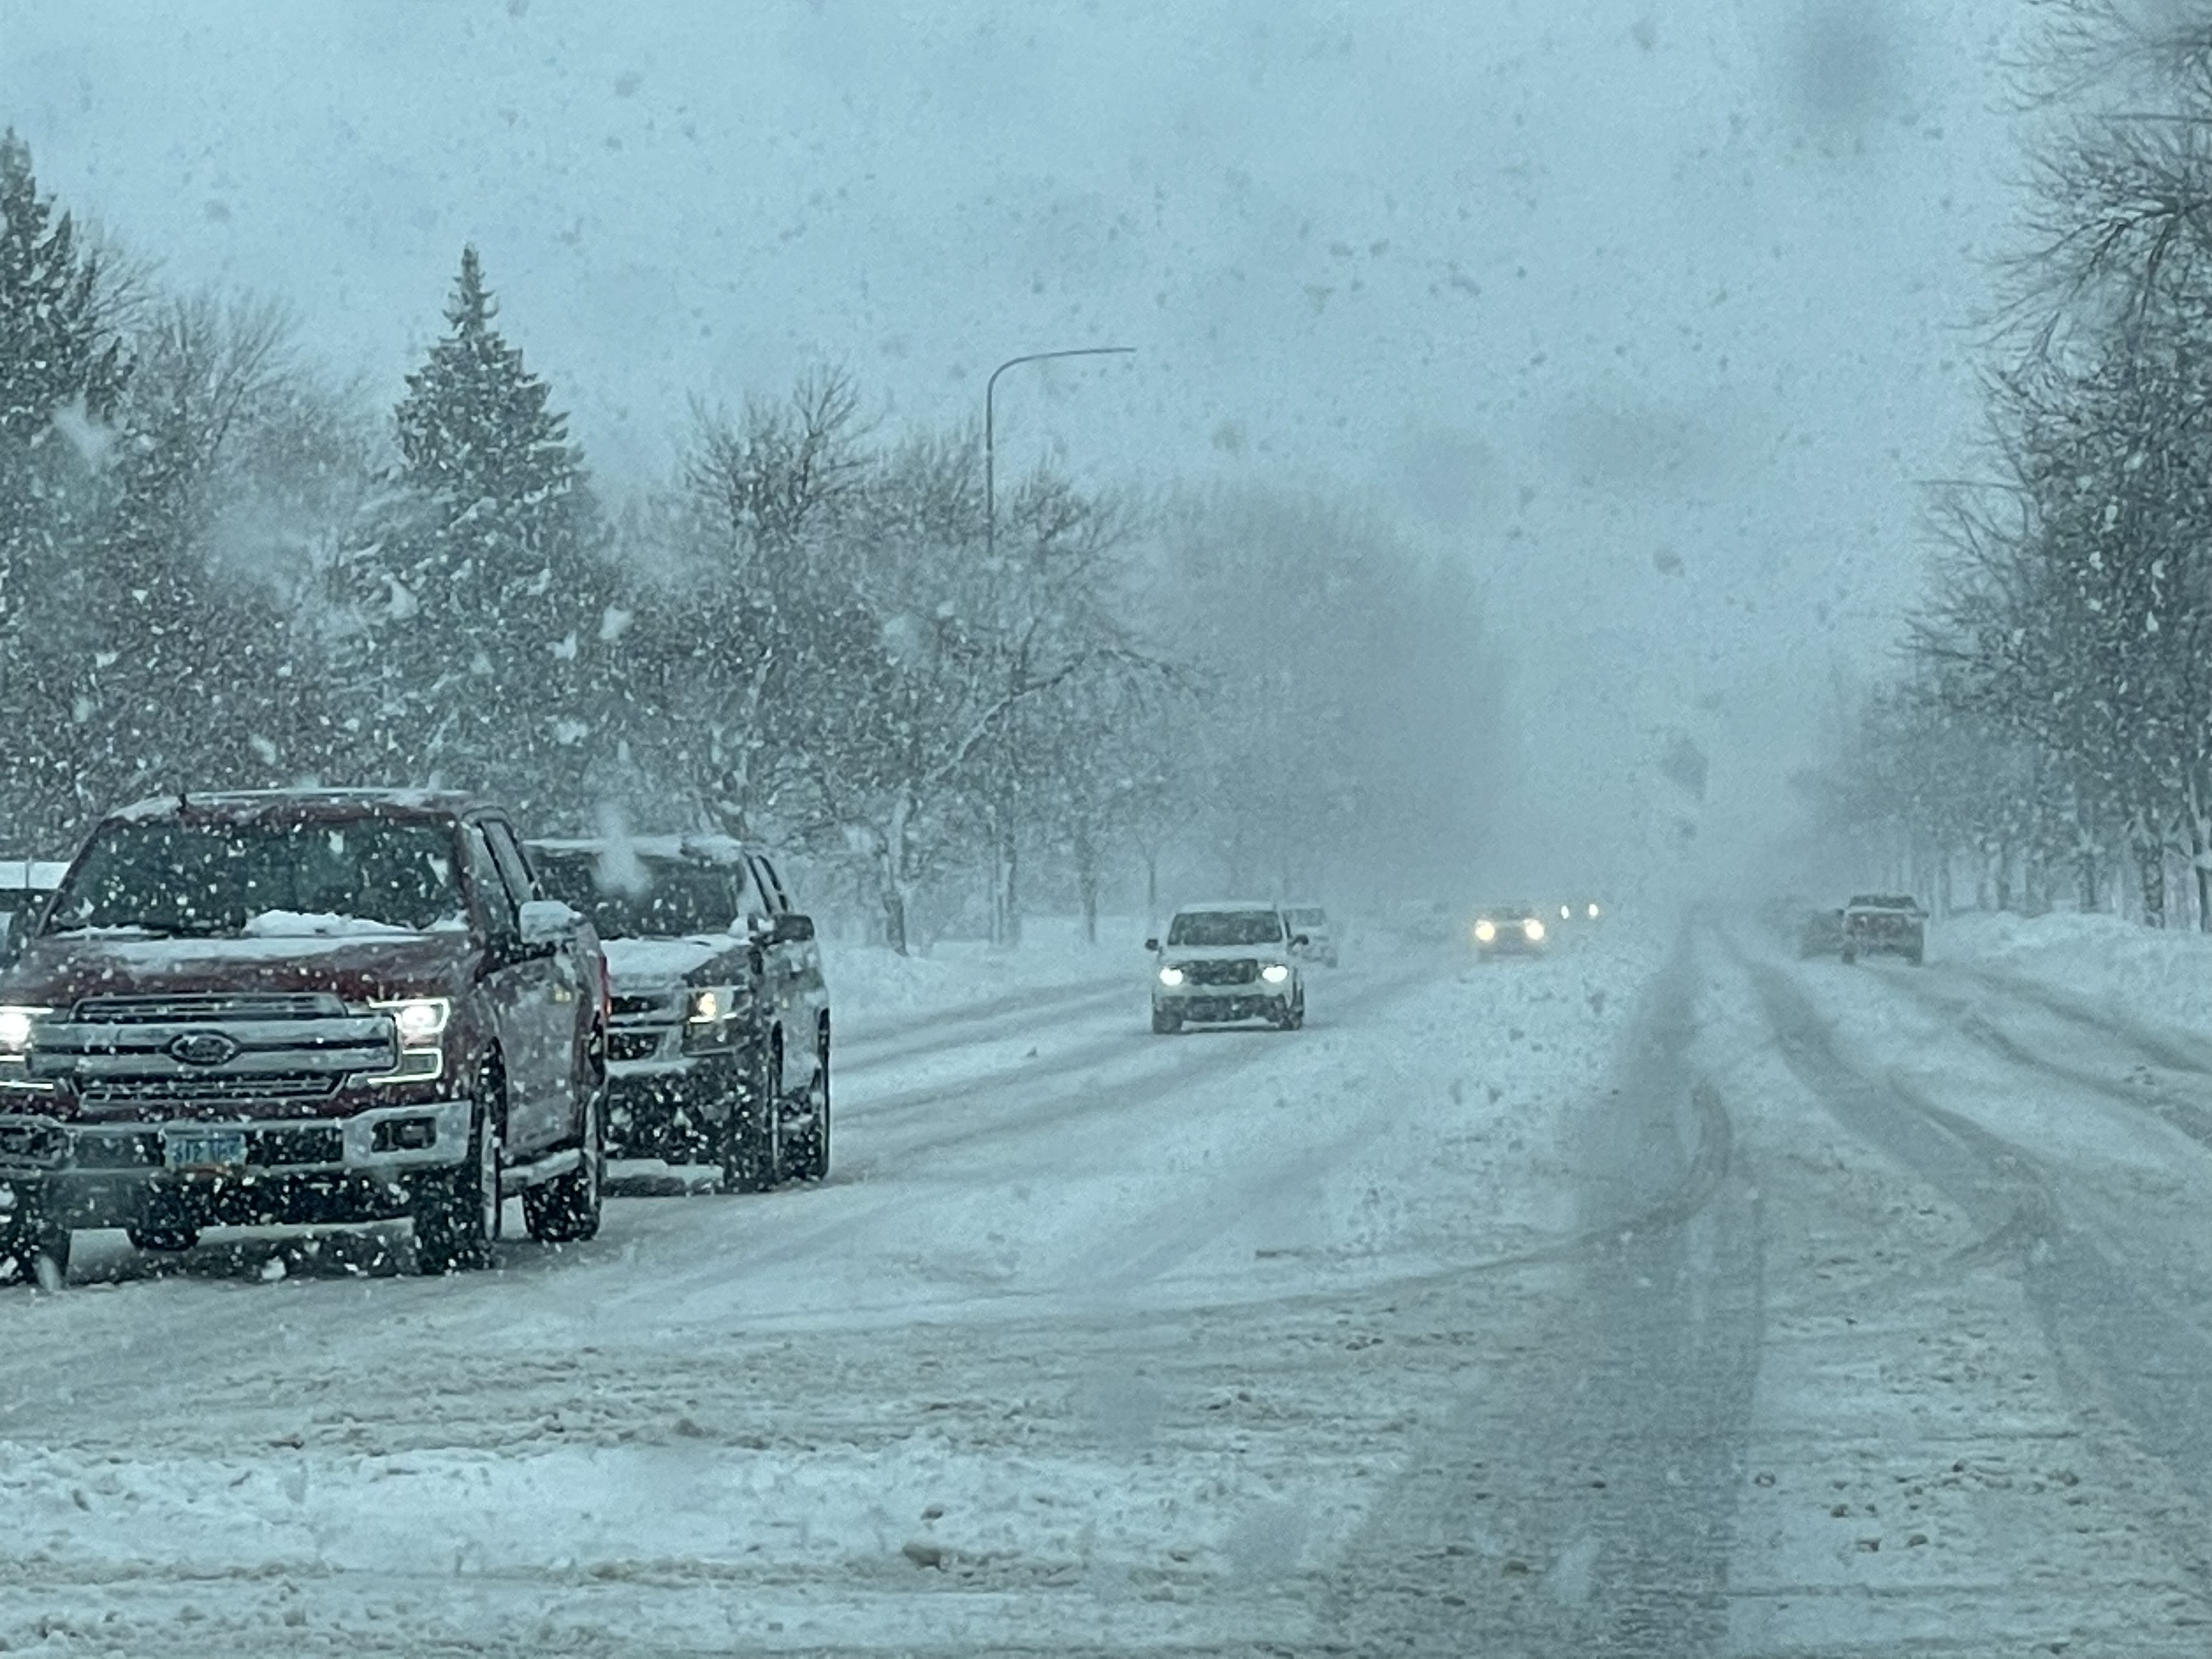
[
  {"xmin": 1147, "ymin": 903, "xmax": 1306, "ymax": 1032},
  {"xmin": 0, "ymin": 791, "xmax": 608, "ymax": 1285},
  {"xmin": 1472, "ymin": 903, "xmax": 1549, "ymax": 956},
  {"xmin": 528, "ymin": 835, "xmax": 829, "ymax": 1190},
  {"xmin": 1283, "ymin": 904, "xmax": 1339, "ymax": 967},
  {"xmin": 1841, "ymin": 893, "xmax": 1926, "ymax": 966}
]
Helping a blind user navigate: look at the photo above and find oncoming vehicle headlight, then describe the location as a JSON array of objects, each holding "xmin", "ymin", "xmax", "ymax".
[
  {"xmin": 1260, "ymin": 963, "xmax": 1291, "ymax": 985},
  {"xmin": 1587, "ymin": 902, "xmax": 1601, "ymax": 919},
  {"xmin": 1473, "ymin": 919, "xmax": 1497, "ymax": 944},
  {"xmin": 0, "ymin": 1006, "xmax": 48, "ymax": 1056},
  {"xmin": 1560, "ymin": 905, "xmax": 1571, "ymax": 921},
  {"xmin": 372, "ymin": 996, "xmax": 451, "ymax": 1048},
  {"xmin": 1157, "ymin": 966, "xmax": 1186, "ymax": 987},
  {"xmin": 1522, "ymin": 918, "xmax": 1546, "ymax": 942}
]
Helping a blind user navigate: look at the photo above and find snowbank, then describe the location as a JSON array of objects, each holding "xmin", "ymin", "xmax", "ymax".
[{"xmin": 1939, "ymin": 909, "xmax": 2212, "ymax": 1040}]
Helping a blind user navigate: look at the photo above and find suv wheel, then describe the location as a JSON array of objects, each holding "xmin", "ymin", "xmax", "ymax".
[
  {"xmin": 523, "ymin": 1087, "xmax": 605, "ymax": 1243},
  {"xmin": 1152, "ymin": 1005, "xmax": 1182, "ymax": 1035},
  {"xmin": 0, "ymin": 1201, "xmax": 68, "ymax": 1289},
  {"xmin": 784, "ymin": 1023, "xmax": 831, "ymax": 1183},
  {"xmin": 415, "ymin": 1071, "xmax": 503, "ymax": 1274},
  {"xmin": 718, "ymin": 1037, "xmax": 782, "ymax": 1194}
]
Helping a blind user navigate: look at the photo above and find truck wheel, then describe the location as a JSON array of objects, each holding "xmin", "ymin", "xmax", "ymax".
[
  {"xmin": 126, "ymin": 1226, "xmax": 200, "ymax": 1253},
  {"xmin": 1840, "ymin": 949, "xmax": 1857, "ymax": 965},
  {"xmin": 1152, "ymin": 1006, "xmax": 1182, "ymax": 1035},
  {"xmin": 523, "ymin": 1088, "xmax": 604, "ymax": 1243},
  {"xmin": 0, "ymin": 1204, "xmax": 67, "ymax": 1288},
  {"xmin": 415, "ymin": 1075, "xmax": 503, "ymax": 1274},
  {"xmin": 785, "ymin": 1024, "xmax": 831, "ymax": 1183},
  {"xmin": 718, "ymin": 1037, "xmax": 782, "ymax": 1194}
]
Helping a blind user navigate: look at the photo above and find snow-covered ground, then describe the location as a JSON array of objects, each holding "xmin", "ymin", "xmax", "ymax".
[
  {"xmin": 0, "ymin": 912, "xmax": 1667, "ymax": 1656},
  {"xmin": 7, "ymin": 906, "xmax": 2209, "ymax": 1655}
]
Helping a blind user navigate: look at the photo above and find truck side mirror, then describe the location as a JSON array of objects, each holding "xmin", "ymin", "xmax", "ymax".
[
  {"xmin": 1144, "ymin": 937, "xmax": 1160, "ymax": 952},
  {"xmin": 517, "ymin": 898, "xmax": 583, "ymax": 948},
  {"xmin": 775, "ymin": 913, "xmax": 815, "ymax": 945}
]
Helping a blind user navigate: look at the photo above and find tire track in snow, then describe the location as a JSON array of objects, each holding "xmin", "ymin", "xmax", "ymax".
[
  {"xmin": 1321, "ymin": 928, "xmax": 1762, "ymax": 1656},
  {"xmin": 1739, "ymin": 949, "xmax": 2212, "ymax": 1568}
]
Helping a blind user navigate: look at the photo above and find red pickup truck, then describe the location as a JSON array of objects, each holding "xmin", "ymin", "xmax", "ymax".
[{"xmin": 0, "ymin": 791, "xmax": 608, "ymax": 1282}]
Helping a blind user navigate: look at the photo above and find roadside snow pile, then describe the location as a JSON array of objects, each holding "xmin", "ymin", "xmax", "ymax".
[
  {"xmin": 823, "ymin": 915, "xmax": 1147, "ymax": 1026},
  {"xmin": 1940, "ymin": 909, "xmax": 2212, "ymax": 1039}
]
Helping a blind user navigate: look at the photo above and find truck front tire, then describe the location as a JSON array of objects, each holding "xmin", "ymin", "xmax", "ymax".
[
  {"xmin": 415, "ymin": 1081, "xmax": 502, "ymax": 1274},
  {"xmin": 523, "ymin": 1090, "xmax": 604, "ymax": 1243}
]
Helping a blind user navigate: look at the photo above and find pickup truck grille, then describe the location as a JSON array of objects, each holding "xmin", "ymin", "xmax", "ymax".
[
  {"xmin": 81, "ymin": 1071, "xmax": 343, "ymax": 1105},
  {"xmin": 31, "ymin": 1005, "xmax": 397, "ymax": 1099},
  {"xmin": 611, "ymin": 993, "xmax": 675, "ymax": 1020},
  {"xmin": 72, "ymin": 993, "xmax": 347, "ymax": 1023},
  {"xmin": 1181, "ymin": 960, "xmax": 1258, "ymax": 986}
]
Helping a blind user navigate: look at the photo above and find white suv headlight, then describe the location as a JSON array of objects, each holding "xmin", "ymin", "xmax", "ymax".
[
  {"xmin": 1260, "ymin": 963, "xmax": 1291, "ymax": 985},
  {"xmin": 1158, "ymin": 965, "xmax": 1186, "ymax": 986}
]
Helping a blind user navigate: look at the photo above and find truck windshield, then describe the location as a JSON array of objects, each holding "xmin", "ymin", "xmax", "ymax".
[
  {"xmin": 1167, "ymin": 910, "xmax": 1284, "ymax": 947},
  {"xmin": 44, "ymin": 820, "xmax": 465, "ymax": 937},
  {"xmin": 534, "ymin": 852, "xmax": 746, "ymax": 939}
]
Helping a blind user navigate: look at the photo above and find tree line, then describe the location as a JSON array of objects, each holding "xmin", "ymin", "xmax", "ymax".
[
  {"xmin": 0, "ymin": 132, "xmax": 1498, "ymax": 949},
  {"xmin": 1811, "ymin": 4, "xmax": 2212, "ymax": 927}
]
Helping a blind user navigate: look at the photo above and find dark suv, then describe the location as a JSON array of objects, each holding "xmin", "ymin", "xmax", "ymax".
[
  {"xmin": 0, "ymin": 791, "xmax": 608, "ymax": 1283},
  {"xmin": 527, "ymin": 835, "xmax": 830, "ymax": 1191}
]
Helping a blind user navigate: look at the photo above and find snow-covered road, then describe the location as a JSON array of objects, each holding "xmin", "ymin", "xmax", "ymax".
[{"xmin": 2, "ymin": 916, "xmax": 2210, "ymax": 1655}]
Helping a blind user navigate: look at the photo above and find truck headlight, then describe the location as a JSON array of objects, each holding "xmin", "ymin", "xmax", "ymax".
[
  {"xmin": 1260, "ymin": 963, "xmax": 1291, "ymax": 985},
  {"xmin": 1158, "ymin": 966, "xmax": 1186, "ymax": 987},
  {"xmin": 1473, "ymin": 919, "xmax": 1497, "ymax": 944},
  {"xmin": 1523, "ymin": 918, "xmax": 1545, "ymax": 941},
  {"xmin": 372, "ymin": 996, "xmax": 451, "ymax": 1048},
  {"xmin": 0, "ymin": 1006, "xmax": 47, "ymax": 1056}
]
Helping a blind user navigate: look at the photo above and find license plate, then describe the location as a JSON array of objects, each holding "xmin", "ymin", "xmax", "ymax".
[{"xmin": 165, "ymin": 1131, "xmax": 247, "ymax": 1170}]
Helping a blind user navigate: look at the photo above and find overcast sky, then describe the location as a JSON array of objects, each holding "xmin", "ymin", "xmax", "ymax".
[{"xmin": 1, "ymin": 0, "xmax": 2028, "ymax": 886}]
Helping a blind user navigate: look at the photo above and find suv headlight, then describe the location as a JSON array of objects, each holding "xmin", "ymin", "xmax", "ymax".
[
  {"xmin": 1473, "ymin": 919, "xmax": 1497, "ymax": 944},
  {"xmin": 0, "ymin": 1006, "xmax": 48, "ymax": 1056},
  {"xmin": 1158, "ymin": 966, "xmax": 1186, "ymax": 986},
  {"xmin": 683, "ymin": 985, "xmax": 746, "ymax": 1052},
  {"xmin": 1260, "ymin": 963, "xmax": 1291, "ymax": 985},
  {"xmin": 1522, "ymin": 918, "xmax": 1545, "ymax": 941}
]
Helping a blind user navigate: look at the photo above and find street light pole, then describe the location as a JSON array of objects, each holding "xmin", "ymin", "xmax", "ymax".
[{"xmin": 984, "ymin": 346, "xmax": 1136, "ymax": 563}]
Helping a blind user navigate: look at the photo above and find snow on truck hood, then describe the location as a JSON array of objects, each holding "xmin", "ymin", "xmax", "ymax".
[
  {"xmin": 601, "ymin": 934, "xmax": 743, "ymax": 988},
  {"xmin": 0, "ymin": 928, "xmax": 475, "ymax": 1007}
]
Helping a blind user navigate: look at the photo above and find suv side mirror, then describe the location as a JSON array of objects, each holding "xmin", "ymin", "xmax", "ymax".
[
  {"xmin": 1144, "ymin": 937, "xmax": 1160, "ymax": 952},
  {"xmin": 775, "ymin": 912, "xmax": 815, "ymax": 945},
  {"xmin": 1291, "ymin": 934, "xmax": 1310, "ymax": 949},
  {"xmin": 517, "ymin": 898, "xmax": 582, "ymax": 949}
]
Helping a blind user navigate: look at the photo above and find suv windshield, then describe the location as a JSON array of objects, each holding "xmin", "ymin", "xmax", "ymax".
[
  {"xmin": 534, "ymin": 851, "xmax": 745, "ymax": 939},
  {"xmin": 1167, "ymin": 910, "xmax": 1284, "ymax": 947},
  {"xmin": 46, "ymin": 819, "xmax": 465, "ymax": 936}
]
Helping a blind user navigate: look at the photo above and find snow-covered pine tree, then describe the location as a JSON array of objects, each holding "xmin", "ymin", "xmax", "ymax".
[
  {"xmin": 0, "ymin": 131, "xmax": 129, "ymax": 847},
  {"xmin": 358, "ymin": 245, "xmax": 610, "ymax": 817}
]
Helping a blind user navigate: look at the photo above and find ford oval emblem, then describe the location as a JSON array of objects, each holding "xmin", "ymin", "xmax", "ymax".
[{"xmin": 167, "ymin": 1031, "xmax": 240, "ymax": 1068}]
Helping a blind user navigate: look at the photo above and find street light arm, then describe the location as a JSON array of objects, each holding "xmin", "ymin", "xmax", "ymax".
[{"xmin": 985, "ymin": 346, "xmax": 1136, "ymax": 565}]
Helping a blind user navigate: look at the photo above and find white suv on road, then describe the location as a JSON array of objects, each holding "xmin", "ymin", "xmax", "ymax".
[{"xmin": 1147, "ymin": 903, "xmax": 1306, "ymax": 1033}]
